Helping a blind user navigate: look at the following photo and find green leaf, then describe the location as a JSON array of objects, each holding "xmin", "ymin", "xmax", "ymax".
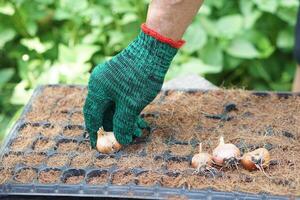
[
  {"xmin": 243, "ymin": 10, "xmax": 262, "ymax": 29},
  {"xmin": 197, "ymin": 4, "xmax": 212, "ymax": 16},
  {"xmin": 107, "ymin": 31, "xmax": 125, "ymax": 49},
  {"xmin": 0, "ymin": 68, "xmax": 15, "ymax": 85},
  {"xmin": 269, "ymin": 82, "xmax": 291, "ymax": 91},
  {"xmin": 0, "ymin": 28, "xmax": 16, "ymax": 48},
  {"xmin": 182, "ymin": 23, "xmax": 207, "ymax": 53},
  {"xmin": 253, "ymin": 0, "xmax": 279, "ymax": 13},
  {"xmin": 26, "ymin": 20, "xmax": 38, "ymax": 36},
  {"xmin": 216, "ymin": 15, "xmax": 243, "ymax": 38},
  {"xmin": 240, "ymin": 0, "xmax": 254, "ymax": 15},
  {"xmin": 224, "ymin": 56, "xmax": 243, "ymax": 70},
  {"xmin": 200, "ymin": 17, "xmax": 219, "ymax": 37},
  {"xmin": 58, "ymin": 44, "xmax": 99, "ymax": 64},
  {"xmin": 54, "ymin": 8, "xmax": 72, "ymax": 20},
  {"xmin": 226, "ymin": 38, "xmax": 260, "ymax": 59},
  {"xmin": 21, "ymin": 37, "xmax": 53, "ymax": 53},
  {"xmin": 10, "ymin": 80, "xmax": 33, "ymax": 105},
  {"xmin": 248, "ymin": 63, "xmax": 272, "ymax": 81},
  {"xmin": 0, "ymin": 2, "xmax": 15, "ymax": 15},
  {"xmin": 111, "ymin": 0, "xmax": 133, "ymax": 14},
  {"xmin": 205, "ymin": 0, "xmax": 225, "ymax": 9},
  {"xmin": 121, "ymin": 13, "xmax": 138, "ymax": 25},
  {"xmin": 279, "ymin": 0, "xmax": 299, "ymax": 8},
  {"xmin": 243, "ymin": 30, "xmax": 275, "ymax": 58},
  {"xmin": 277, "ymin": 6, "xmax": 298, "ymax": 25},
  {"xmin": 179, "ymin": 58, "xmax": 222, "ymax": 75},
  {"xmin": 199, "ymin": 41, "xmax": 223, "ymax": 70},
  {"xmin": 277, "ymin": 29, "xmax": 294, "ymax": 50},
  {"xmin": 59, "ymin": 0, "xmax": 88, "ymax": 13}
]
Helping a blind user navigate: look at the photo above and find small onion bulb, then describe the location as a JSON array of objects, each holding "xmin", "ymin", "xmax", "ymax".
[
  {"xmin": 96, "ymin": 127, "xmax": 122, "ymax": 154},
  {"xmin": 191, "ymin": 143, "xmax": 213, "ymax": 171},
  {"xmin": 241, "ymin": 148, "xmax": 270, "ymax": 171},
  {"xmin": 212, "ymin": 136, "xmax": 240, "ymax": 167}
]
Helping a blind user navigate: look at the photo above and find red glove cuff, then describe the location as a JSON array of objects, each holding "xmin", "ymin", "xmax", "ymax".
[{"xmin": 141, "ymin": 23, "xmax": 185, "ymax": 49}]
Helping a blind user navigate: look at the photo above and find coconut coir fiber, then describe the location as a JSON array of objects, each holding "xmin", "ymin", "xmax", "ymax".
[
  {"xmin": 38, "ymin": 169, "xmax": 61, "ymax": 184},
  {"xmin": 0, "ymin": 86, "xmax": 299, "ymax": 197}
]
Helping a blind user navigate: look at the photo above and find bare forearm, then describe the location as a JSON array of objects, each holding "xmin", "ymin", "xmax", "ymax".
[
  {"xmin": 146, "ymin": 0, "xmax": 204, "ymax": 41},
  {"xmin": 293, "ymin": 65, "xmax": 300, "ymax": 92}
]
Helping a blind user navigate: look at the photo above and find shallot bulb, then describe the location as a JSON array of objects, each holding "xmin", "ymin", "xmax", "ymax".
[
  {"xmin": 212, "ymin": 136, "xmax": 240, "ymax": 167},
  {"xmin": 191, "ymin": 143, "xmax": 213, "ymax": 171},
  {"xmin": 96, "ymin": 127, "xmax": 122, "ymax": 154},
  {"xmin": 241, "ymin": 148, "xmax": 270, "ymax": 171}
]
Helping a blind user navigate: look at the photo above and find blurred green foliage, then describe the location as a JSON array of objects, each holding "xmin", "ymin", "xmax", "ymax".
[{"xmin": 0, "ymin": 0, "xmax": 299, "ymax": 142}]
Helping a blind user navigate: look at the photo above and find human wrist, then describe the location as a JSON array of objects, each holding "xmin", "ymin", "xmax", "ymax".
[
  {"xmin": 145, "ymin": 0, "xmax": 204, "ymax": 41},
  {"xmin": 141, "ymin": 23, "xmax": 185, "ymax": 49}
]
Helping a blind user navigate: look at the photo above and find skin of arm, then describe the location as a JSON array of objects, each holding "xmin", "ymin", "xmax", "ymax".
[
  {"xmin": 293, "ymin": 65, "xmax": 300, "ymax": 92},
  {"xmin": 293, "ymin": 6, "xmax": 300, "ymax": 92},
  {"xmin": 146, "ymin": 0, "xmax": 204, "ymax": 41}
]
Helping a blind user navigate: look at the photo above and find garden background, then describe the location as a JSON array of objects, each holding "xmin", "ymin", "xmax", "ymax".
[{"xmin": 0, "ymin": 0, "xmax": 299, "ymax": 143}]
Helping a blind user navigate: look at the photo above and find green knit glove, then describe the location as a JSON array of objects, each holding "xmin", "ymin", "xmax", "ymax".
[{"xmin": 83, "ymin": 27, "xmax": 180, "ymax": 148}]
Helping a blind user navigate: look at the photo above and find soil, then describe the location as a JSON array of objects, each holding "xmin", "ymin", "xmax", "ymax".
[
  {"xmin": 1, "ymin": 153, "xmax": 23, "ymax": 168},
  {"xmin": 168, "ymin": 144, "xmax": 193, "ymax": 156},
  {"xmin": 46, "ymin": 154, "xmax": 69, "ymax": 168},
  {"xmin": 146, "ymin": 136, "xmax": 168, "ymax": 155},
  {"xmin": 111, "ymin": 170, "xmax": 135, "ymax": 185},
  {"xmin": 63, "ymin": 126, "xmax": 83, "ymax": 138},
  {"xmin": 94, "ymin": 156, "xmax": 116, "ymax": 168},
  {"xmin": 10, "ymin": 137, "xmax": 33, "ymax": 151},
  {"xmin": 160, "ymin": 173, "xmax": 186, "ymax": 188},
  {"xmin": 33, "ymin": 138, "xmax": 55, "ymax": 151},
  {"xmin": 14, "ymin": 168, "xmax": 37, "ymax": 183},
  {"xmin": 25, "ymin": 111, "xmax": 50, "ymax": 122},
  {"xmin": 87, "ymin": 171, "xmax": 109, "ymax": 185},
  {"xmin": 117, "ymin": 156, "xmax": 145, "ymax": 169},
  {"xmin": 143, "ymin": 90, "xmax": 300, "ymax": 195},
  {"xmin": 56, "ymin": 140, "xmax": 78, "ymax": 153},
  {"xmin": 40, "ymin": 125, "xmax": 62, "ymax": 138},
  {"xmin": 0, "ymin": 168, "xmax": 12, "ymax": 184},
  {"xmin": 19, "ymin": 125, "xmax": 42, "ymax": 138},
  {"xmin": 166, "ymin": 160, "xmax": 191, "ymax": 172},
  {"xmin": 70, "ymin": 112, "xmax": 84, "ymax": 124},
  {"xmin": 56, "ymin": 92, "xmax": 86, "ymax": 111},
  {"xmin": 77, "ymin": 141, "xmax": 91, "ymax": 153},
  {"xmin": 38, "ymin": 169, "xmax": 61, "ymax": 184},
  {"xmin": 117, "ymin": 156, "xmax": 165, "ymax": 170},
  {"xmin": 122, "ymin": 143, "xmax": 145, "ymax": 155},
  {"xmin": 65, "ymin": 175, "xmax": 84, "ymax": 184},
  {"xmin": 1, "ymin": 86, "xmax": 299, "ymax": 196},
  {"xmin": 70, "ymin": 153, "xmax": 93, "ymax": 168},
  {"xmin": 23, "ymin": 153, "xmax": 46, "ymax": 167},
  {"xmin": 19, "ymin": 124, "xmax": 61, "ymax": 138},
  {"xmin": 136, "ymin": 171, "xmax": 160, "ymax": 186},
  {"xmin": 48, "ymin": 112, "xmax": 70, "ymax": 124}
]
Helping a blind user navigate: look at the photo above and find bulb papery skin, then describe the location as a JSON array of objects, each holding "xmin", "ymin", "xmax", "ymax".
[
  {"xmin": 241, "ymin": 148, "xmax": 270, "ymax": 171},
  {"xmin": 97, "ymin": 136, "xmax": 113, "ymax": 154},
  {"xmin": 96, "ymin": 128, "xmax": 122, "ymax": 154},
  {"xmin": 213, "ymin": 143, "xmax": 240, "ymax": 166},
  {"xmin": 241, "ymin": 153, "xmax": 256, "ymax": 170},
  {"xmin": 191, "ymin": 153, "xmax": 213, "ymax": 169}
]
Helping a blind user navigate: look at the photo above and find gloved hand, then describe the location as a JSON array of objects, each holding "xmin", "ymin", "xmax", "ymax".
[{"xmin": 83, "ymin": 24, "xmax": 184, "ymax": 148}]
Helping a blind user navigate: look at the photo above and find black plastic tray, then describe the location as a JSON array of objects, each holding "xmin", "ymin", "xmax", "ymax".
[{"xmin": 0, "ymin": 85, "xmax": 299, "ymax": 200}]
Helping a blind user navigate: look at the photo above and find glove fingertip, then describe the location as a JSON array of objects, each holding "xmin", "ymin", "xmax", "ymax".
[
  {"xmin": 90, "ymin": 133, "xmax": 97, "ymax": 149},
  {"xmin": 133, "ymin": 128, "xmax": 143, "ymax": 137},
  {"xmin": 113, "ymin": 128, "xmax": 133, "ymax": 146},
  {"xmin": 137, "ymin": 117, "xmax": 150, "ymax": 129}
]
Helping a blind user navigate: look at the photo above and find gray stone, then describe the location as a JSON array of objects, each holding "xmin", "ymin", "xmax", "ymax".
[{"xmin": 162, "ymin": 74, "xmax": 218, "ymax": 91}]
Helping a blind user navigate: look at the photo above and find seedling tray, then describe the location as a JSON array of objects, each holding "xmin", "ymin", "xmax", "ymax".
[{"xmin": 0, "ymin": 85, "xmax": 299, "ymax": 200}]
